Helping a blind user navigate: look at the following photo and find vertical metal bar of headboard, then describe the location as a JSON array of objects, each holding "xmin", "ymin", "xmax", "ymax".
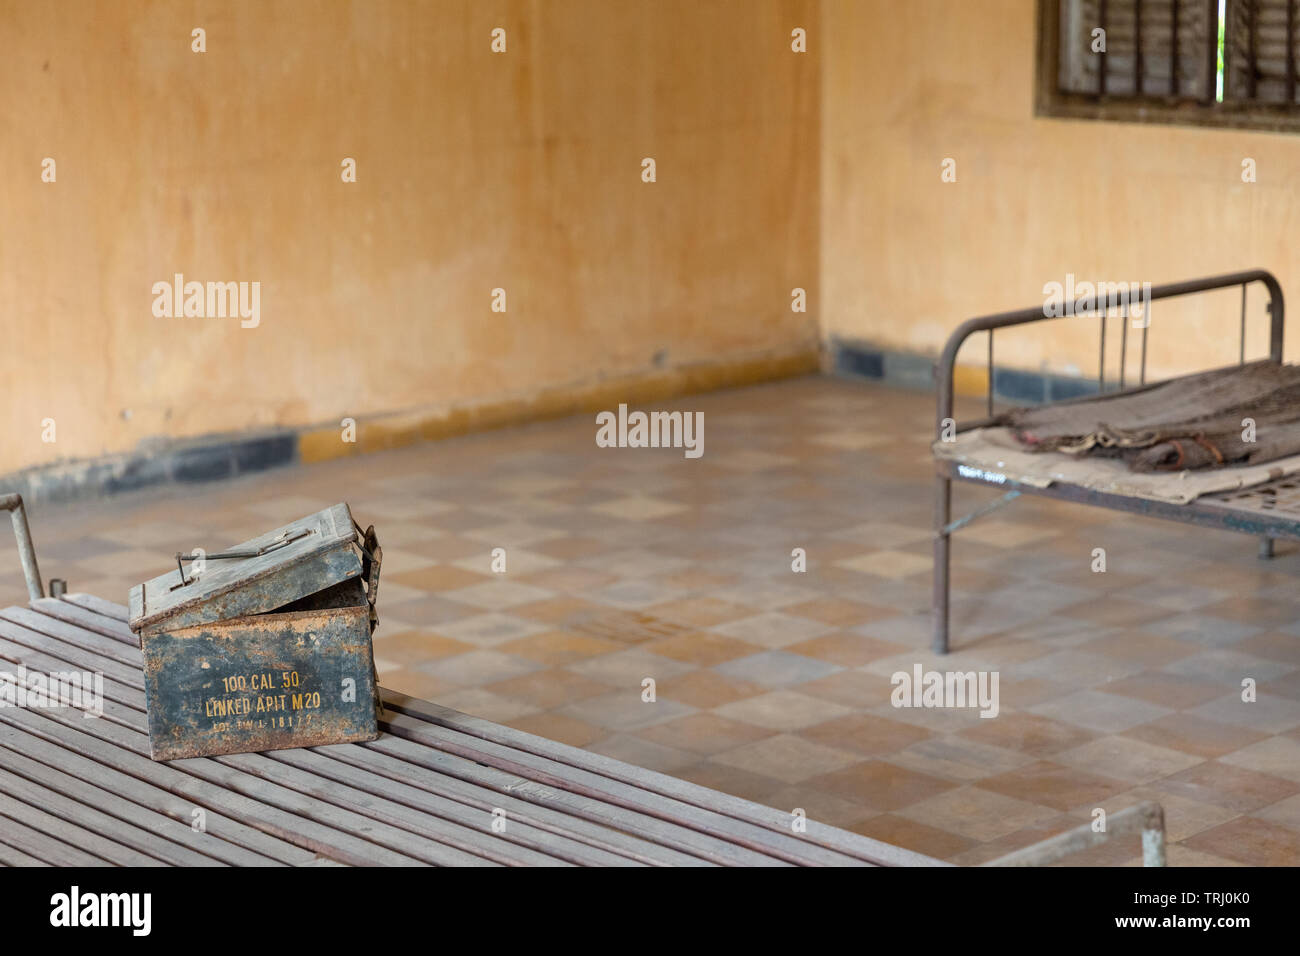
[
  {"xmin": 987, "ymin": 330, "xmax": 994, "ymax": 417},
  {"xmin": 1241, "ymin": 283, "xmax": 1248, "ymax": 364},
  {"xmin": 1267, "ymin": 273, "xmax": 1285, "ymax": 362},
  {"xmin": 1099, "ymin": 311, "xmax": 1107, "ymax": 393},
  {"xmin": 1119, "ymin": 301, "xmax": 1129, "ymax": 389},
  {"xmin": 1139, "ymin": 307, "xmax": 1149, "ymax": 386}
]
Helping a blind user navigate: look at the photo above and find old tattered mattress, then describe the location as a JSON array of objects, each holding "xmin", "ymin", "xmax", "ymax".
[{"xmin": 935, "ymin": 361, "xmax": 1300, "ymax": 505}]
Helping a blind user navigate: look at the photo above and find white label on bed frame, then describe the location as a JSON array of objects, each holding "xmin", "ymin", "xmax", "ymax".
[{"xmin": 958, "ymin": 464, "xmax": 1007, "ymax": 484}]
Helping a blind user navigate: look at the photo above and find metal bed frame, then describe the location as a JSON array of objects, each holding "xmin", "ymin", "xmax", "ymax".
[{"xmin": 933, "ymin": 269, "xmax": 1292, "ymax": 654}]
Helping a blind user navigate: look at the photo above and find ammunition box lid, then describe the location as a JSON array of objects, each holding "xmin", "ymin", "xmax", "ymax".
[{"xmin": 128, "ymin": 502, "xmax": 365, "ymax": 634}]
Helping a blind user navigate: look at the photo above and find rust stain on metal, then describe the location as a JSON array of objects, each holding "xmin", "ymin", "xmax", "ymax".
[{"xmin": 130, "ymin": 503, "xmax": 382, "ymax": 761}]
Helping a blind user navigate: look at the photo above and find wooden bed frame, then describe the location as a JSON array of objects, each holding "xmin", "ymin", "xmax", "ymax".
[{"xmin": 932, "ymin": 269, "xmax": 1291, "ymax": 654}]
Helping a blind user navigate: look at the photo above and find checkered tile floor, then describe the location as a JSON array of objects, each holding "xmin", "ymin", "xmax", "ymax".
[{"xmin": 12, "ymin": 376, "xmax": 1300, "ymax": 865}]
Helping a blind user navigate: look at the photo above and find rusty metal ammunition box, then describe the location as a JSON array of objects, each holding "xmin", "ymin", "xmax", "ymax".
[{"xmin": 128, "ymin": 503, "xmax": 383, "ymax": 761}]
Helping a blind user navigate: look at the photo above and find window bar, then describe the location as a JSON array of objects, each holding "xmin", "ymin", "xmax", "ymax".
[
  {"xmin": 1136, "ymin": 0, "xmax": 1144, "ymax": 93},
  {"xmin": 1289, "ymin": 0, "xmax": 1297, "ymax": 104},
  {"xmin": 1205, "ymin": 0, "xmax": 1218, "ymax": 101},
  {"xmin": 1099, "ymin": 0, "xmax": 1109, "ymax": 94},
  {"xmin": 1119, "ymin": 301, "xmax": 1129, "ymax": 390},
  {"xmin": 1248, "ymin": 0, "xmax": 1258, "ymax": 99},
  {"xmin": 1171, "ymin": 0, "xmax": 1180, "ymax": 96},
  {"xmin": 1241, "ymin": 283, "xmax": 1248, "ymax": 364}
]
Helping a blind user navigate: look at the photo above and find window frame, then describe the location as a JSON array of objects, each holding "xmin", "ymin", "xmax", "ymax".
[{"xmin": 1036, "ymin": 0, "xmax": 1300, "ymax": 133}]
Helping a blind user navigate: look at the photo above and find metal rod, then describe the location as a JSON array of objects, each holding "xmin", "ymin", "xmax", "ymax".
[
  {"xmin": 1099, "ymin": 310, "xmax": 1107, "ymax": 393},
  {"xmin": 940, "ymin": 490, "xmax": 1022, "ymax": 537},
  {"xmin": 1290, "ymin": 0, "xmax": 1297, "ymax": 104},
  {"xmin": 984, "ymin": 801, "xmax": 1166, "ymax": 867},
  {"xmin": 1140, "ymin": 298, "xmax": 1150, "ymax": 385},
  {"xmin": 1241, "ymin": 282, "xmax": 1248, "ymax": 364},
  {"xmin": 987, "ymin": 330, "xmax": 994, "ymax": 417},
  {"xmin": 1135, "ymin": 0, "xmax": 1144, "ymax": 93},
  {"xmin": 1248, "ymin": 0, "xmax": 1258, "ymax": 99},
  {"xmin": 1206, "ymin": 0, "xmax": 1218, "ymax": 101},
  {"xmin": 0, "ymin": 493, "xmax": 45, "ymax": 603},
  {"xmin": 1171, "ymin": 0, "xmax": 1180, "ymax": 95},
  {"xmin": 932, "ymin": 476, "xmax": 951, "ymax": 656},
  {"xmin": 1119, "ymin": 301, "xmax": 1129, "ymax": 389},
  {"xmin": 1099, "ymin": 0, "xmax": 1109, "ymax": 95}
]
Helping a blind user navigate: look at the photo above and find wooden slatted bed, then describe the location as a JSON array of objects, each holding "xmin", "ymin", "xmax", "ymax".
[{"xmin": 0, "ymin": 591, "xmax": 945, "ymax": 867}]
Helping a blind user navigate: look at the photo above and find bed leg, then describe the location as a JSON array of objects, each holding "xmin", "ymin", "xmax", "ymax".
[
  {"xmin": 933, "ymin": 475, "xmax": 951, "ymax": 655},
  {"xmin": 1259, "ymin": 536, "xmax": 1275, "ymax": 560}
]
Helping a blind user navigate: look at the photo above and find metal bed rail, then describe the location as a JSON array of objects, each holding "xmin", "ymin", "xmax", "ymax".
[
  {"xmin": 0, "ymin": 493, "xmax": 44, "ymax": 603},
  {"xmin": 984, "ymin": 801, "xmax": 1166, "ymax": 867},
  {"xmin": 932, "ymin": 269, "xmax": 1285, "ymax": 654}
]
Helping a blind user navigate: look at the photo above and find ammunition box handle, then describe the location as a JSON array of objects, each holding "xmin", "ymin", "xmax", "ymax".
[
  {"xmin": 171, "ymin": 527, "xmax": 314, "ymax": 587},
  {"xmin": 355, "ymin": 522, "xmax": 382, "ymax": 634}
]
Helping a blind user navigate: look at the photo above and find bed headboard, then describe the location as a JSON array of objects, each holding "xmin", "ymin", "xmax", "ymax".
[{"xmin": 934, "ymin": 270, "xmax": 1285, "ymax": 436}]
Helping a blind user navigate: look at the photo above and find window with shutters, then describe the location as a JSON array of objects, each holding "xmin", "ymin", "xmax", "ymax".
[{"xmin": 1037, "ymin": 1, "xmax": 1300, "ymax": 131}]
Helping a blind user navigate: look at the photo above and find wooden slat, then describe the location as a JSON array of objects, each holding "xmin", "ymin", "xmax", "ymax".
[
  {"xmin": 380, "ymin": 710, "xmax": 805, "ymax": 866},
  {"xmin": 364, "ymin": 731, "xmax": 767, "ymax": 865},
  {"xmin": 384, "ymin": 691, "xmax": 946, "ymax": 867},
  {"xmin": 323, "ymin": 739, "xmax": 709, "ymax": 866},
  {"xmin": 0, "ymin": 720, "xmax": 305, "ymax": 865},
  {"xmin": 0, "ymin": 789, "xmax": 163, "ymax": 866},
  {"xmin": 33, "ymin": 600, "xmax": 751, "ymax": 865},
  {"xmin": 266, "ymin": 748, "xmax": 626, "ymax": 866},
  {"xmin": 28, "ymin": 597, "xmax": 139, "ymax": 645},
  {"xmin": 0, "ymin": 628, "xmax": 145, "ymax": 704},
  {"xmin": 0, "ymin": 836, "xmax": 49, "ymax": 866},
  {"xmin": 0, "ymin": 704, "xmax": 421, "ymax": 866},
  {"xmin": 179, "ymin": 753, "xmax": 511, "ymax": 867},
  {"xmin": 0, "ymin": 761, "xmax": 220, "ymax": 866},
  {"xmin": 1, "ymin": 621, "xmax": 544, "ymax": 866},
  {"xmin": 1, "ymin": 645, "xmax": 501, "ymax": 867},
  {"xmin": 16, "ymin": 605, "xmax": 755, "ymax": 865},
  {"xmin": 62, "ymin": 592, "xmax": 130, "ymax": 623},
  {"xmin": 0, "ymin": 812, "xmax": 112, "ymax": 866},
  {"xmin": 1, "ymin": 606, "xmax": 141, "ymax": 668}
]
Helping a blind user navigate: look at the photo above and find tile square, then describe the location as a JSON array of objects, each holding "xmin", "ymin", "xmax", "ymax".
[
  {"xmin": 711, "ymin": 734, "xmax": 861, "ymax": 784},
  {"xmin": 715, "ymin": 651, "xmax": 842, "ymax": 688},
  {"xmin": 714, "ymin": 690, "xmax": 853, "ymax": 732}
]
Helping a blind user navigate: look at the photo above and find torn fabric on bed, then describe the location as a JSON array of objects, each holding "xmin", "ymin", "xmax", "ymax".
[
  {"xmin": 989, "ymin": 361, "xmax": 1300, "ymax": 471},
  {"xmin": 933, "ymin": 427, "xmax": 1300, "ymax": 505}
]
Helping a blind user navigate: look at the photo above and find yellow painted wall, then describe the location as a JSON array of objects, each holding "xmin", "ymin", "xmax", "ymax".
[
  {"xmin": 0, "ymin": 0, "xmax": 819, "ymax": 473},
  {"xmin": 822, "ymin": 0, "xmax": 1300, "ymax": 385}
]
